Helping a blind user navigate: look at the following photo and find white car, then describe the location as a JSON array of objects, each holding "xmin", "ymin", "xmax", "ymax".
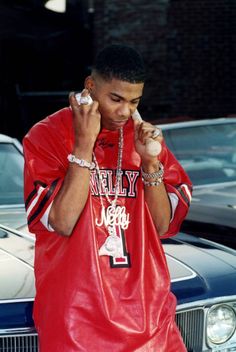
[{"xmin": 0, "ymin": 134, "xmax": 27, "ymax": 229}]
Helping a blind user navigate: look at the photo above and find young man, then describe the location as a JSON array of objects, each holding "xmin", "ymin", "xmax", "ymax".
[{"xmin": 24, "ymin": 44, "xmax": 192, "ymax": 351}]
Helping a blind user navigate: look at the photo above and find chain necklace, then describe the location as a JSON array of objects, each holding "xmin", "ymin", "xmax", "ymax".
[{"xmin": 92, "ymin": 127, "xmax": 130, "ymax": 258}]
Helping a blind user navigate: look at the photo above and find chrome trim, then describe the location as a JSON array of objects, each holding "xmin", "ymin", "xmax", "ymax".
[
  {"xmin": 0, "ymin": 298, "xmax": 34, "ymax": 304},
  {"xmin": 0, "ymin": 224, "xmax": 35, "ymax": 243},
  {"xmin": 159, "ymin": 117, "xmax": 236, "ymax": 130},
  {"xmin": 206, "ymin": 304, "xmax": 236, "ymax": 347},
  {"xmin": 176, "ymin": 295, "xmax": 236, "ymax": 312},
  {"xmin": 176, "ymin": 296, "xmax": 236, "ymax": 351},
  {"xmin": 166, "ymin": 254, "xmax": 197, "ymax": 282},
  {"xmin": 0, "ymin": 332, "xmax": 38, "ymax": 352},
  {"xmin": 193, "ymin": 180, "xmax": 236, "ymax": 190},
  {"xmin": 0, "ymin": 327, "xmax": 36, "ymax": 335},
  {"xmin": 0, "ymin": 135, "xmax": 23, "ymax": 152},
  {"xmin": 0, "ymin": 204, "xmax": 25, "ymax": 209},
  {"xmin": 175, "ymin": 307, "xmax": 204, "ymax": 351}
]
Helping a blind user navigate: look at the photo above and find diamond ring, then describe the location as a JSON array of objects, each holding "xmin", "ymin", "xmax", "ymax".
[
  {"xmin": 152, "ymin": 128, "xmax": 161, "ymax": 138},
  {"xmin": 75, "ymin": 93, "xmax": 93, "ymax": 105}
]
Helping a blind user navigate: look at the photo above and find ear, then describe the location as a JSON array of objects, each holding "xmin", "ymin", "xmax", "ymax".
[{"xmin": 84, "ymin": 76, "xmax": 95, "ymax": 92}]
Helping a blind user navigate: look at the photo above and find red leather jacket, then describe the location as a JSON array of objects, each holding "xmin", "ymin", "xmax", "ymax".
[{"xmin": 23, "ymin": 108, "xmax": 192, "ymax": 352}]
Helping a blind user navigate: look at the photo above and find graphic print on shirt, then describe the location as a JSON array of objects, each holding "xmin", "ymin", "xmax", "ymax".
[
  {"xmin": 90, "ymin": 169, "xmax": 139, "ymax": 198},
  {"xmin": 109, "ymin": 226, "xmax": 131, "ymax": 268},
  {"xmin": 90, "ymin": 169, "xmax": 139, "ymax": 268}
]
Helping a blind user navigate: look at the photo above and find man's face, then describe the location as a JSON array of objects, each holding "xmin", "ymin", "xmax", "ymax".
[{"xmin": 87, "ymin": 76, "xmax": 144, "ymax": 131}]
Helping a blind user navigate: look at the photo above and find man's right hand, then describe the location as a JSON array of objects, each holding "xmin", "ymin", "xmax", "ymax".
[{"xmin": 69, "ymin": 89, "xmax": 101, "ymax": 156}]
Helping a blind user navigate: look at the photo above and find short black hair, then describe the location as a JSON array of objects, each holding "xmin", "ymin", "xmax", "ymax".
[{"xmin": 92, "ymin": 44, "xmax": 146, "ymax": 83}]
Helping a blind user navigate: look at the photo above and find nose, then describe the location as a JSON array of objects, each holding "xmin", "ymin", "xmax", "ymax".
[{"xmin": 117, "ymin": 103, "xmax": 131, "ymax": 118}]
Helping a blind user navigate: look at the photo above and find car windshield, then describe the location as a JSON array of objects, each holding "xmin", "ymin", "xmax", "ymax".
[
  {"xmin": 0, "ymin": 143, "xmax": 24, "ymax": 205},
  {"xmin": 163, "ymin": 122, "xmax": 236, "ymax": 186}
]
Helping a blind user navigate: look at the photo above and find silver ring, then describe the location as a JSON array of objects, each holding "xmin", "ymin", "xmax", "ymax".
[
  {"xmin": 152, "ymin": 128, "xmax": 161, "ymax": 138},
  {"xmin": 75, "ymin": 93, "xmax": 93, "ymax": 105},
  {"xmin": 79, "ymin": 96, "xmax": 93, "ymax": 105}
]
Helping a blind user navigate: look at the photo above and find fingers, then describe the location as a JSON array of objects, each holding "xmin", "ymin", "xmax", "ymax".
[
  {"xmin": 80, "ymin": 88, "xmax": 90, "ymax": 98},
  {"xmin": 152, "ymin": 127, "xmax": 162, "ymax": 139},
  {"xmin": 69, "ymin": 91, "xmax": 81, "ymax": 114},
  {"xmin": 69, "ymin": 91, "xmax": 77, "ymax": 105},
  {"xmin": 69, "ymin": 90, "xmax": 99, "ymax": 112},
  {"xmin": 69, "ymin": 89, "xmax": 91, "ymax": 106},
  {"xmin": 79, "ymin": 89, "xmax": 93, "ymax": 105},
  {"xmin": 136, "ymin": 122, "xmax": 163, "ymax": 144},
  {"xmin": 69, "ymin": 90, "xmax": 101, "ymax": 143},
  {"xmin": 133, "ymin": 118, "xmax": 141, "ymax": 141}
]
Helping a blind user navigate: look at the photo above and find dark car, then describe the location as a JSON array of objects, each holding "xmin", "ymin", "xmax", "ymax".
[
  {"xmin": 181, "ymin": 182, "xmax": 236, "ymax": 249},
  {"xmin": 160, "ymin": 118, "xmax": 236, "ymax": 248},
  {"xmin": 1, "ymin": 224, "xmax": 236, "ymax": 352},
  {"xmin": 164, "ymin": 233, "xmax": 236, "ymax": 351}
]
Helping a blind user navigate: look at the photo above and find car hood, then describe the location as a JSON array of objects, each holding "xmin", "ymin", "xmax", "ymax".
[
  {"xmin": 0, "ymin": 227, "xmax": 35, "ymax": 300},
  {"xmin": 0, "ymin": 205, "xmax": 27, "ymax": 230},
  {"xmin": 186, "ymin": 182, "xmax": 236, "ymax": 228},
  {"xmin": 1, "ymin": 226, "xmax": 236, "ymax": 306},
  {"xmin": 163, "ymin": 233, "xmax": 236, "ymax": 305}
]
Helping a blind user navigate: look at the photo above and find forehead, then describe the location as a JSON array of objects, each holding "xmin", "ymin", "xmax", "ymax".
[{"xmin": 96, "ymin": 77, "xmax": 144, "ymax": 99}]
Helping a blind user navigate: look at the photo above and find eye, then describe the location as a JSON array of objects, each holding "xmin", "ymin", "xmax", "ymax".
[
  {"xmin": 131, "ymin": 100, "xmax": 140, "ymax": 106},
  {"xmin": 111, "ymin": 97, "xmax": 121, "ymax": 102}
]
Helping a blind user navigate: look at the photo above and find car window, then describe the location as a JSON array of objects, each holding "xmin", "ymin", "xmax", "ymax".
[
  {"xmin": 163, "ymin": 123, "xmax": 236, "ymax": 186},
  {"xmin": 0, "ymin": 143, "xmax": 24, "ymax": 205}
]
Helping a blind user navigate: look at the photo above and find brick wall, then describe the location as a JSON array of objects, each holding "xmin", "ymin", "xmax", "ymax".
[{"xmin": 92, "ymin": 0, "xmax": 236, "ymax": 121}]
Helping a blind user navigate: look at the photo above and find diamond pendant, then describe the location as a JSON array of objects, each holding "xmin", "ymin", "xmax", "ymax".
[
  {"xmin": 95, "ymin": 205, "xmax": 130, "ymax": 230},
  {"xmin": 96, "ymin": 205, "xmax": 130, "ymax": 258},
  {"xmin": 98, "ymin": 230, "xmax": 123, "ymax": 258}
]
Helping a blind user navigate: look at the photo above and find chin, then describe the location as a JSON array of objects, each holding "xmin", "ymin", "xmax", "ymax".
[{"xmin": 102, "ymin": 118, "xmax": 129, "ymax": 131}]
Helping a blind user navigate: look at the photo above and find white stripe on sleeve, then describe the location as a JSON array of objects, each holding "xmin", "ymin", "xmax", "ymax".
[
  {"xmin": 40, "ymin": 201, "xmax": 55, "ymax": 232},
  {"xmin": 168, "ymin": 192, "xmax": 179, "ymax": 222}
]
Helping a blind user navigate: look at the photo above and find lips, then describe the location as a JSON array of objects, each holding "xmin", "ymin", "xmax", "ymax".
[{"xmin": 112, "ymin": 120, "xmax": 129, "ymax": 127}]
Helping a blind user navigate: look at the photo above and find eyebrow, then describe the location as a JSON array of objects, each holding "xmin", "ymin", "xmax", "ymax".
[{"xmin": 110, "ymin": 92, "xmax": 142, "ymax": 102}]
